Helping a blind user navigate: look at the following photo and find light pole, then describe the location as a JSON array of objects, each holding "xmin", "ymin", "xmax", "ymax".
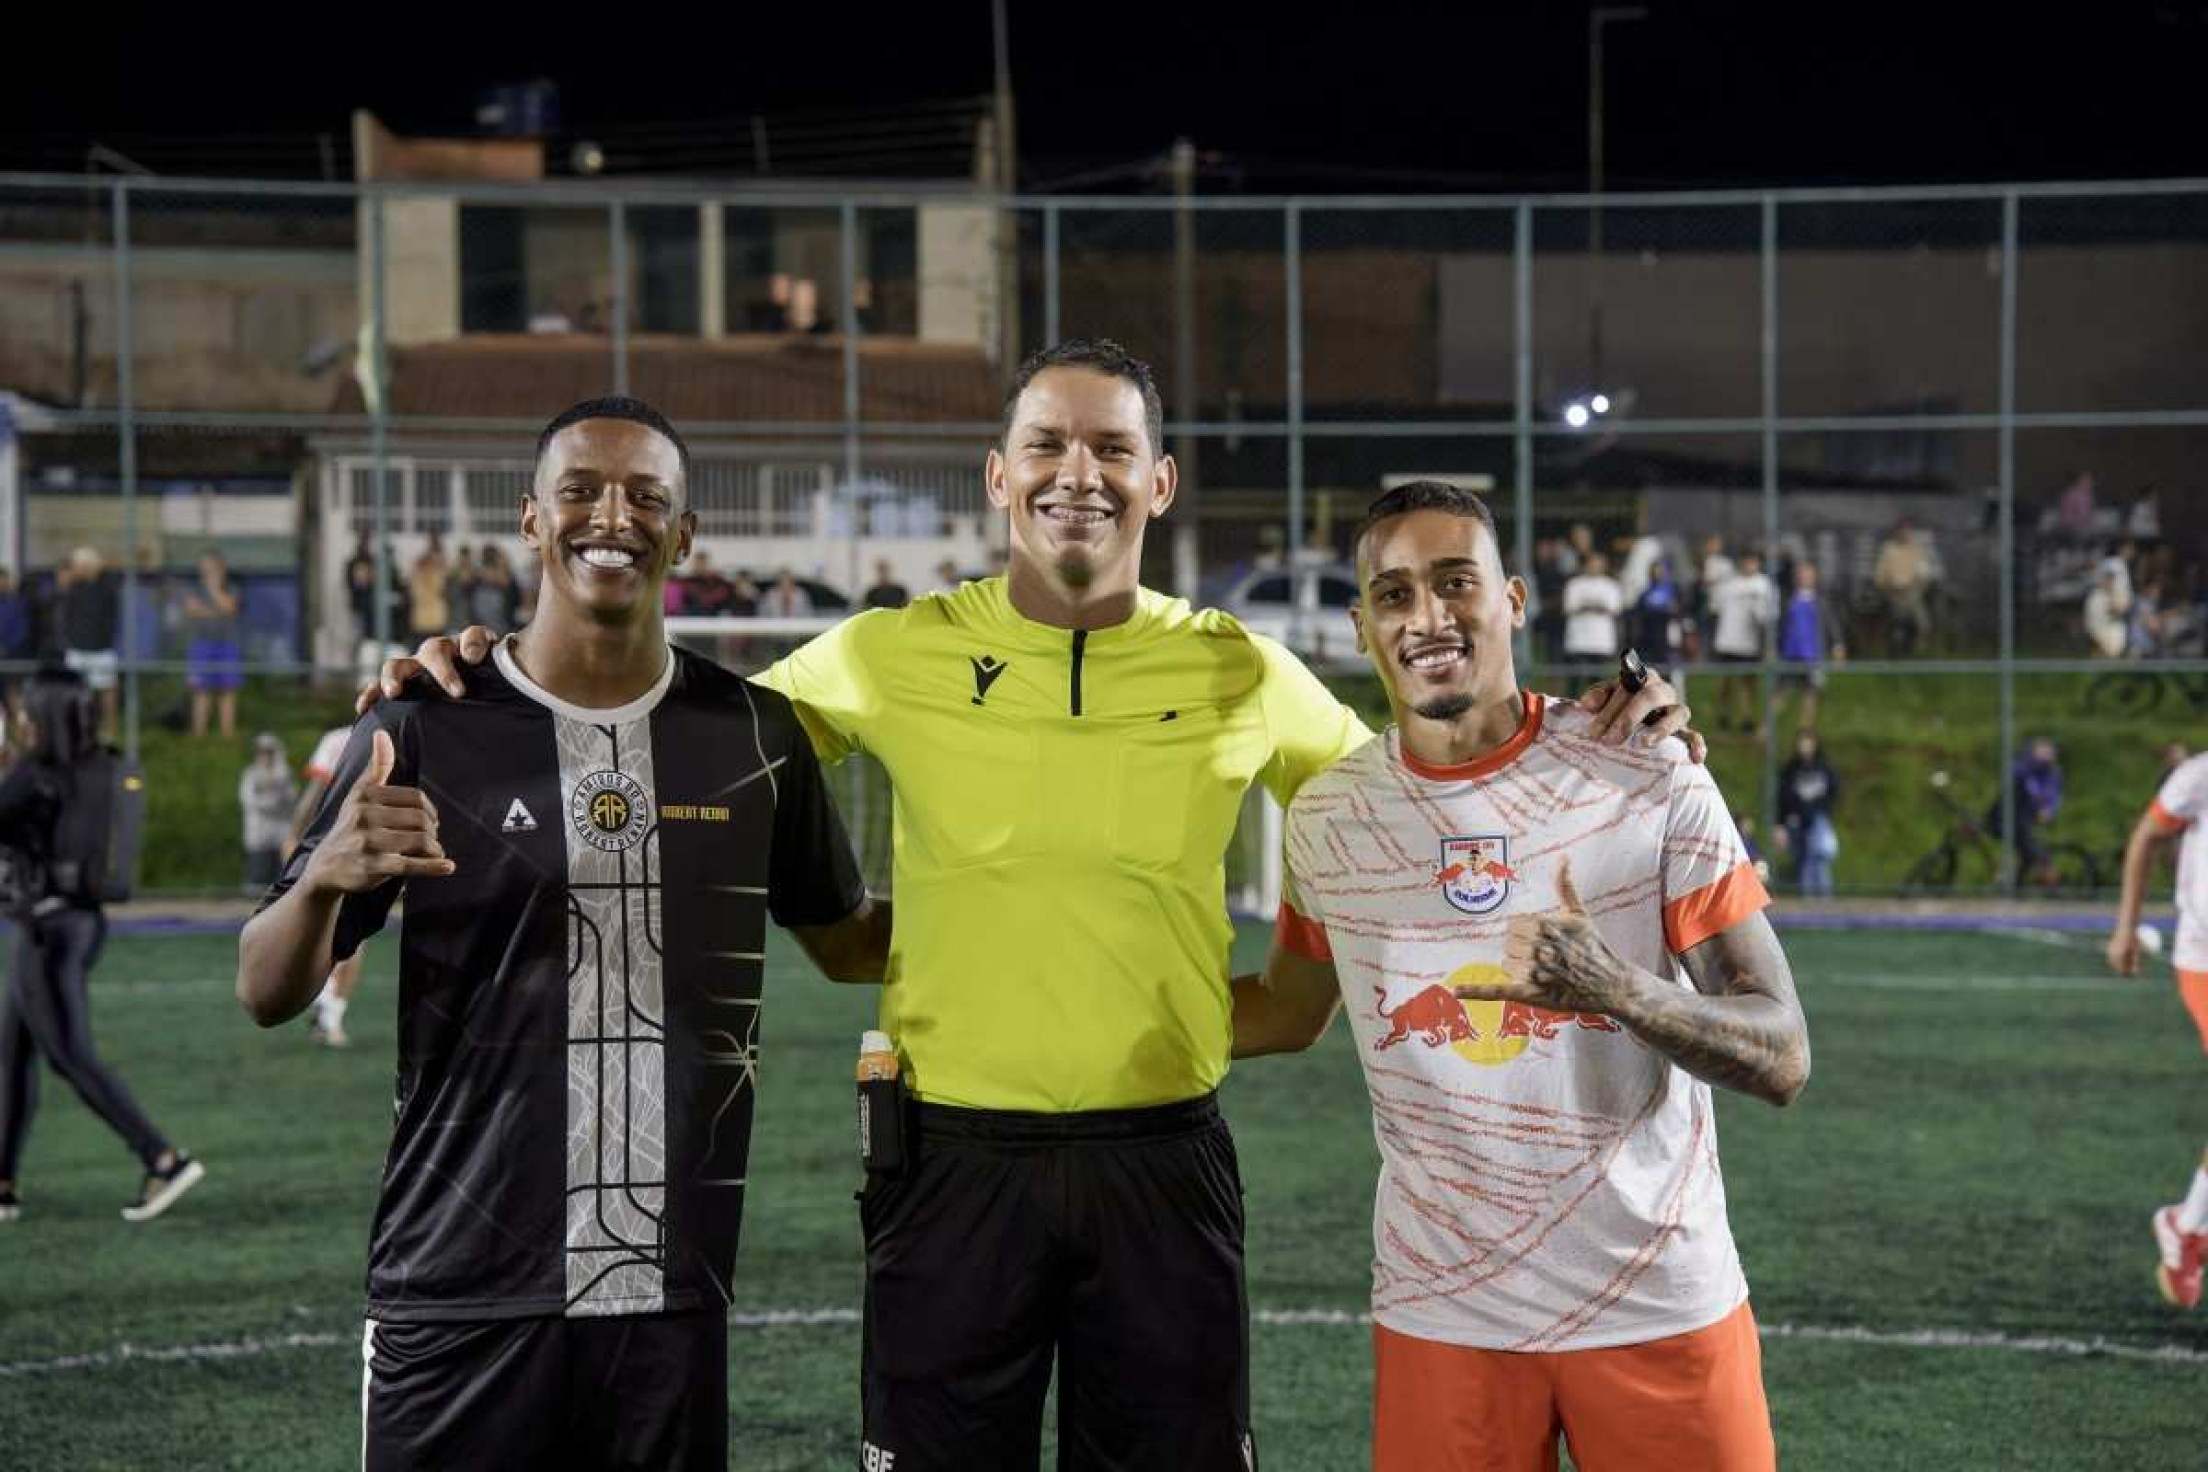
[{"xmin": 1587, "ymin": 5, "xmax": 1646, "ymax": 393}]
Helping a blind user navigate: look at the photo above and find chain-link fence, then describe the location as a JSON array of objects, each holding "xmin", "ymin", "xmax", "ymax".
[{"xmin": 0, "ymin": 171, "xmax": 2201, "ymax": 894}]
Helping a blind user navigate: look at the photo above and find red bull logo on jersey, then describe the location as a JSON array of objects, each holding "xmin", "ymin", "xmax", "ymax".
[
  {"xmin": 1373, "ymin": 984, "xmax": 1481, "ymax": 1050},
  {"xmin": 1435, "ymin": 835, "xmax": 1515, "ymax": 915},
  {"xmin": 1380, "ymin": 963, "xmax": 1624, "ymax": 1067}
]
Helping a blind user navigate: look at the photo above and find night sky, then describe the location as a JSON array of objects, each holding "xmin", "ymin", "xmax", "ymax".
[{"xmin": 5, "ymin": 2, "xmax": 2203, "ymax": 190}]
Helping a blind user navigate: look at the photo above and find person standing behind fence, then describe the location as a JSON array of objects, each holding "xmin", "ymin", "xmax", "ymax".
[
  {"xmin": 58, "ymin": 547, "xmax": 121, "ymax": 742},
  {"xmin": 759, "ymin": 568, "xmax": 810, "ymax": 619},
  {"xmin": 1562, "ymin": 551, "xmax": 1624, "ymax": 663},
  {"xmin": 0, "ymin": 570, "xmax": 30, "ymax": 710},
  {"xmin": 406, "ymin": 533, "xmax": 450, "ymax": 642},
  {"xmin": 0, "ymin": 668, "xmax": 205, "ymax": 1225},
  {"xmin": 182, "ymin": 552, "xmax": 244, "ymax": 738},
  {"xmin": 1777, "ymin": 560, "xmax": 1844, "ymax": 731},
  {"xmin": 1872, "ymin": 519, "xmax": 1935, "ymax": 657},
  {"xmin": 463, "ymin": 544, "xmax": 520, "ymax": 634},
  {"xmin": 239, "ymin": 732, "xmax": 298, "ymax": 891},
  {"xmin": 1777, "ymin": 728, "xmax": 1841, "ymax": 897}
]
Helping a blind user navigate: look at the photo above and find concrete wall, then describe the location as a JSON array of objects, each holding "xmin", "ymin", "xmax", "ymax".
[{"xmin": 0, "ymin": 243, "xmax": 356, "ymax": 412}]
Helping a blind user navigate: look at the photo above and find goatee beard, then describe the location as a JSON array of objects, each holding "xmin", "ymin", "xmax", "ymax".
[
  {"xmin": 1055, "ymin": 548, "xmax": 1095, "ymax": 589},
  {"xmin": 1412, "ymin": 693, "xmax": 1475, "ymax": 721}
]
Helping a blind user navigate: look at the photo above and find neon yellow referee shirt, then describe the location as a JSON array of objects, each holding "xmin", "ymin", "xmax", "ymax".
[{"xmin": 757, "ymin": 577, "xmax": 1371, "ymax": 1111}]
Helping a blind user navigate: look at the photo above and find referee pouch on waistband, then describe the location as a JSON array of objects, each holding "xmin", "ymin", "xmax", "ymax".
[{"xmin": 857, "ymin": 1074, "xmax": 910, "ymax": 1178}]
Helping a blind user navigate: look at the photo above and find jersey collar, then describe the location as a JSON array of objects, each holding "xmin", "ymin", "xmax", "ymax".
[
  {"xmin": 1393, "ymin": 692, "xmax": 1545, "ymax": 782},
  {"xmin": 980, "ymin": 575, "xmax": 1166, "ymax": 647},
  {"xmin": 492, "ymin": 636, "xmax": 676, "ymax": 725}
]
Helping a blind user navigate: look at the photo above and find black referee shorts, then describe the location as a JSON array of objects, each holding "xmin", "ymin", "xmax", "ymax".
[
  {"xmin": 361, "ymin": 1307, "xmax": 727, "ymax": 1471},
  {"xmin": 858, "ymin": 1092, "xmax": 1255, "ymax": 1472}
]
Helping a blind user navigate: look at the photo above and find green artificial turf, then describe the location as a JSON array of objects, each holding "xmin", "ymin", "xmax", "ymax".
[{"xmin": 1, "ymin": 924, "xmax": 2203, "ymax": 1469}]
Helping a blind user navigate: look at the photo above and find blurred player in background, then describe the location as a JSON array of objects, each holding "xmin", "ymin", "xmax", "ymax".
[
  {"xmin": 240, "ymin": 397, "xmax": 887, "ymax": 1471},
  {"xmin": 286, "ymin": 723, "xmax": 365, "ymax": 1046},
  {"xmin": 2106, "ymin": 748, "xmax": 2208, "ymax": 1308},
  {"xmin": 382, "ymin": 343, "xmax": 1695, "ymax": 1471},
  {"xmin": 1239, "ymin": 482, "xmax": 1806, "ymax": 1471},
  {"xmin": 0, "ymin": 668, "xmax": 205, "ymax": 1224}
]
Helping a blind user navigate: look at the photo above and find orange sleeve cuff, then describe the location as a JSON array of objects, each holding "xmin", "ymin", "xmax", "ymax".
[
  {"xmin": 1663, "ymin": 860, "xmax": 1771, "ymax": 955},
  {"xmin": 2150, "ymin": 800, "xmax": 2191, "ymax": 835},
  {"xmin": 1275, "ymin": 901, "xmax": 1333, "ymax": 962}
]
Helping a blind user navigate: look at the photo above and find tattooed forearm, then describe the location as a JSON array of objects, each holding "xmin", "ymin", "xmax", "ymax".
[
  {"xmin": 1616, "ymin": 912, "xmax": 1810, "ymax": 1106},
  {"xmin": 1483, "ymin": 872, "xmax": 1810, "ymax": 1106}
]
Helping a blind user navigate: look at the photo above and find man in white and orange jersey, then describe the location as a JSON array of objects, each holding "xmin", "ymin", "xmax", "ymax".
[
  {"xmin": 286, "ymin": 725, "xmax": 366, "ymax": 1046},
  {"xmin": 1235, "ymin": 480, "xmax": 1809, "ymax": 1472},
  {"xmin": 2106, "ymin": 749, "xmax": 2208, "ymax": 1308}
]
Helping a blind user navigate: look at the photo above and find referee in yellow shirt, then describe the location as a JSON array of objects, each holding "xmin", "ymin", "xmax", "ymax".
[{"xmin": 382, "ymin": 340, "xmax": 1688, "ymax": 1471}]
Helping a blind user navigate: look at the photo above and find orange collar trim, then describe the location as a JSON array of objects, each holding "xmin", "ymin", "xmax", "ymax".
[{"xmin": 1398, "ymin": 693, "xmax": 1545, "ymax": 782}]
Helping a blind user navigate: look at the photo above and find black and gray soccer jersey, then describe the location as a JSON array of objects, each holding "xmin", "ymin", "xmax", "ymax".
[{"xmin": 264, "ymin": 642, "xmax": 866, "ymax": 1322}]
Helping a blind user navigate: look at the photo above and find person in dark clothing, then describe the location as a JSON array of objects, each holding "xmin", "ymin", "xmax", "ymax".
[
  {"xmin": 57, "ymin": 547, "xmax": 122, "ymax": 740},
  {"xmin": 861, "ymin": 559, "xmax": 910, "ymax": 611},
  {"xmin": 0, "ymin": 668, "xmax": 204, "ymax": 1224},
  {"xmin": 1776, "ymin": 728, "xmax": 1841, "ymax": 896},
  {"xmin": 1987, "ymin": 737, "xmax": 2065, "ymax": 886}
]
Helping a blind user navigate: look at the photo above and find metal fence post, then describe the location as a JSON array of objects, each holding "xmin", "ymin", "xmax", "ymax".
[
  {"xmin": 1513, "ymin": 201, "xmax": 1534, "ymax": 675},
  {"xmin": 840, "ymin": 200, "xmax": 862, "ymax": 597},
  {"xmin": 369, "ymin": 192, "xmax": 392, "ymax": 652},
  {"xmin": 1760, "ymin": 194, "xmax": 1781, "ymax": 853},
  {"xmin": 610, "ymin": 198, "xmax": 630, "ymax": 396},
  {"xmin": 1043, "ymin": 202, "xmax": 1060, "ymax": 346},
  {"xmin": 1997, "ymin": 190, "xmax": 2020, "ymax": 890},
  {"xmin": 111, "ymin": 180, "xmax": 139, "ymax": 760},
  {"xmin": 1285, "ymin": 201, "xmax": 1304, "ymax": 647}
]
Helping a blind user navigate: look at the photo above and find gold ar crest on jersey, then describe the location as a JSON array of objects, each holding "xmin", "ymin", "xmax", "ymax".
[{"xmin": 571, "ymin": 769, "xmax": 652, "ymax": 852}]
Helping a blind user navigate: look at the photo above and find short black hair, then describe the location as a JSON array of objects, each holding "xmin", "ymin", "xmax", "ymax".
[
  {"xmin": 1353, "ymin": 480, "xmax": 1503, "ymax": 573},
  {"xmin": 1001, "ymin": 338, "xmax": 1165, "ymax": 458},
  {"xmin": 535, "ymin": 395, "xmax": 692, "ymax": 482}
]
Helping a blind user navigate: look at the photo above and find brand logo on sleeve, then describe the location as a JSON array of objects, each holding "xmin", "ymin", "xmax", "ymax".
[
  {"xmin": 1435, "ymin": 835, "xmax": 1515, "ymax": 915},
  {"xmin": 570, "ymin": 770, "xmax": 652, "ymax": 852}
]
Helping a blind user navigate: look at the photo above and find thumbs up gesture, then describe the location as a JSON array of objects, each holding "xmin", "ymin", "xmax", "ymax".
[
  {"xmin": 1453, "ymin": 861, "xmax": 1637, "ymax": 1020},
  {"xmin": 302, "ymin": 729, "xmax": 456, "ymax": 896}
]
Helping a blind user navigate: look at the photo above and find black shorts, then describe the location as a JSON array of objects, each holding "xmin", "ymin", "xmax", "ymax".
[
  {"xmin": 361, "ymin": 1308, "xmax": 727, "ymax": 1471},
  {"xmin": 858, "ymin": 1092, "xmax": 1254, "ymax": 1472}
]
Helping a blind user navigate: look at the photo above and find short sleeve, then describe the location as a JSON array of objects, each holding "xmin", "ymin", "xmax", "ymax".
[
  {"xmin": 1274, "ymin": 856, "xmax": 1333, "ymax": 962},
  {"xmin": 257, "ymin": 710, "xmax": 410, "ymax": 961},
  {"xmin": 765, "ymin": 714, "xmax": 870, "ymax": 929},
  {"xmin": 1254, "ymin": 634, "xmax": 1372, "ymax": 808},
  {"xmin": 2151, "ymin": 756, "xmax": 2208, "ymax": 833},
  {"xmin": 304, "ymin": 728, "xmax": 349, "ymax": 784},
  {"xmin": 752, "ymin": 610, "xmax": 887, "ymax": 766},
  {"xmin": 1660, "ymin": 761, "xmax": 1770, "ymax": 955}
]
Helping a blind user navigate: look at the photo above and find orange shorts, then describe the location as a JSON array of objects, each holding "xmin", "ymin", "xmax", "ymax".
[
  {"xmin": 1372, "ymin": 1301, "xmax": 1774, "ymax": 1472},
  {"xmin": 2181, "ymin": 969, "xmax": 2208, "ymax": 1053}
]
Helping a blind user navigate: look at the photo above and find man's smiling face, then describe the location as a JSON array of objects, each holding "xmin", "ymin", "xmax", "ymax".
[
  {"xmin": 1352, "ymin": 508, "xmax": 1525, "ymax": 723},
  {"xmin": 986, "ymin": 365, "xmax": 1175, "ymax": 594},
  {"xmin": 523, "ymin": 417, "xmax": 694, "ymax": 624}
]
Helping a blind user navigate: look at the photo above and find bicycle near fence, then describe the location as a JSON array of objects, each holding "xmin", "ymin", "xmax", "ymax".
[{"xmin": 1899, "ymin": 769, "xmax": 2112, "ymax": 895}]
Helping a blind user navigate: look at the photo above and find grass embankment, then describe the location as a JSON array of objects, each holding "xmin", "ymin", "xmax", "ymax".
[{"xmin": 123, "ymin": 667, "xmax": 2192, "ymax": 897}]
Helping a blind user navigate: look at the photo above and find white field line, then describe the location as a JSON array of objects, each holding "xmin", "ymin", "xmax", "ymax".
[{"xmin": 4, "ymin": 1312, "xmax": 2205, "ymax": 1378}]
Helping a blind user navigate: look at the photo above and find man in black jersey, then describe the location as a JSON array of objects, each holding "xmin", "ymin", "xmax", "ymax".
[{"xmin": 238, "ymin": 397, "xmax": 889, "ymax": 1471}]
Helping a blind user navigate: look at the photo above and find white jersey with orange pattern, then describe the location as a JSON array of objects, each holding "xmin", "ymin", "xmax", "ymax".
[
  {"xmin": 1277, "ymin": 692, "xmax": 1770, "ymax": 1352},
  {"xmin": 304, "ymin": 726, "xmax": 351, "ymax": 786},
  {"xmin": 2149, "ymin": 753, "xmax": 2208, "ymax": 971}
]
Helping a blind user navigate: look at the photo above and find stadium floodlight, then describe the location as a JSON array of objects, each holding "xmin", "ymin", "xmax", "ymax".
[
  {"xmin": 1589, "ymin": 393, "xmax": 1612, "ymax": 415},
  {"xmin": 1563, "ymin": 401, "xmax": 1593, "ymax": 429}
]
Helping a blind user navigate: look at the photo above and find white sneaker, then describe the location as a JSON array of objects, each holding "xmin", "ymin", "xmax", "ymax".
[{"xmin": 122, "ymin": 1155, "xmax": 205, "ymax": 1223}]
